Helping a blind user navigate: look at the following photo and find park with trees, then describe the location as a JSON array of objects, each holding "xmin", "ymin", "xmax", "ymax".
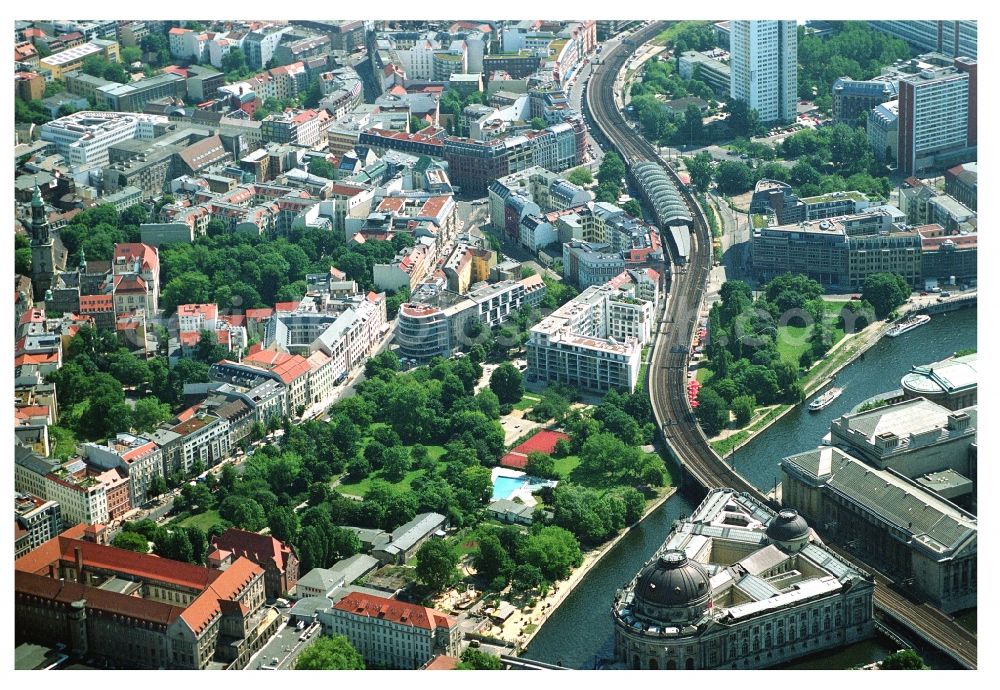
[{"xmin": 694, "ymin": 274, "xmax": 878, "ymax": 443}]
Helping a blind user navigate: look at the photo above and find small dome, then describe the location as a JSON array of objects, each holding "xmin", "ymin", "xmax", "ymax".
[
  {"xmin": 635, "ymin": 551, "xmax": 711, "ymax": 609},
  {"xmin": 766, "ymin": 509, "xmax": 810, "ymax": 543}
]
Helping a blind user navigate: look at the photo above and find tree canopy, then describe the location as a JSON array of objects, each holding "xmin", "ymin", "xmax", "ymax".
[
  {"xmin": 294, "ymin": 635, "xmax": 365, "ymax": 670},
  {"xmin": 862, "ymin": 272, "xmax": 910, "ymax": 319}
]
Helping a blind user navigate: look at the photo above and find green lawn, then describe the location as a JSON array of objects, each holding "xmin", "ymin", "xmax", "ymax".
[
  {"xmin": 338, "ymin": 467, "xmax": 426, "ymax": 497},
  {"xmin": 48, "ymin": 425, "xmax": 79, "ymax": 460},
  {"xmin": 552, "ymin": 455, "xmax": 581, "ymax": 479},
  {"xmin": 449, "ymin": 529, "xmax": 480, "ymax": 556},
  {"xmin": 173, "ymin": 510, "xmax": 224, "ymax": 532},
  {"xmin": 695, "ymin": 366, "xmax": 714, "ymax": 385},
  {"xmin": 776, "ymin": 304, "xmax": 848, "ymax": 365},
  {"xmin": 514, "ymin": 394, "xmax": 541, "ymax": 411},
  {"xmin": 651, "ymin": 20, "xmax": 712, "ymax": 47},
  {"xmin": 711, "ymin": 432, "xmax": 749, "ymax": 457}
]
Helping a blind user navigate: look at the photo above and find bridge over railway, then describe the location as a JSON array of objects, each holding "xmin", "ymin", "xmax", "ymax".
[{"xmin": 582, "ymin": 21, "xmax": 976, "ymax": 670}]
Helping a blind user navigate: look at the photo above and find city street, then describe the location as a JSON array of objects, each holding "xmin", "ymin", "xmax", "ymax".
[
  {"xmin": 245, "ymin": 616, "xmax": 317, "ymax": 670},
  {"xmin": 710, "ymin": 190, "xmax": 752, "ymax": 282}
]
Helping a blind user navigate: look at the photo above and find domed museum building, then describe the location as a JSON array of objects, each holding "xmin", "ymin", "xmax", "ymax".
[{"xmin": 612, "ymin": 489, "xmax": 875, "ymax": 669}]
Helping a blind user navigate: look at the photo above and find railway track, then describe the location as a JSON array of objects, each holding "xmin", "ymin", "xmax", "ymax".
[{"xmin": 584, "ymin": 22, "xmax": 976, "ymax": 670}]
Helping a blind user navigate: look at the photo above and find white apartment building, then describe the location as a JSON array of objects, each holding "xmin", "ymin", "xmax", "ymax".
[
  {"xmin": 172, "ymin": 413, "xmax": 231, "ymax": 474},
  {"xmin": 268, "ymin": 290, "xmax": 388, "ymax": 390},
  {"xmin": 397, "ymin": 276, "xmax": 545, "ymax": 361},
  {"xmin": 168, "ymin": 27, "xmax": 205, "ymax": 59},
  {"xmin": 83, "ymin": 433, "xmax": 164, "ymax": 509},
  {"xmin": 373, "ymin": 240, "xmax": 435, "ymax": 292},
  {"xmin": 527, "ymin": 280, "xmax": 652, "ymax": 393},
  {"xmin": 729, "ymin": 20, "xmax": 797, "ymax": 123},
  {"xmin": 40, "ymin": 111, "xmax": 167, "ymax": 169},
  {"xmin": 176, "ymin": 303, "xmax": 219, "ymax": 333},
  {"xmin": 45, "ymin": 467, "xmax": 110, "ymax": 527}
]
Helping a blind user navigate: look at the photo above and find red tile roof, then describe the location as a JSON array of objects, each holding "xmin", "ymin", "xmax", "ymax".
[
  {"xmin": 274, "ymin": 301, "xmax": 299, "ymax": 313},
  {"xmin": 16, "ymin": 529, "xmax": 220, "ymax": 591},
  {"xmin": 114, "ymin": 274, "xmax": 148, "ymax": 293},
  {"xmin": 424, "ymin": 655, "xmax": 460, "ymax": 670},
  {"xmin": 211, "ymin": 528, "xmax": 294, "ymax": 573},
  {"xmin": 19, "ymin": 307, "xmax": 45, "ymax": 326},
  {"xmin": 245, "ymin": 307, "xmax": 274, "ymax": 321},
  {"xmin": 333, "ymin": 591, "xmax": 456, "ymax": 631},
  {"xmin": 244, "ymin": 349, "xmax": 311, "ymax": 384},
  {"xmin": 15, "ymin": 352, "xmax": 58, "ymax": 366},
  {"xmin": 15, "ymin": 406, "xmax": 50, "ymax": 423},
  {"xmin": 180, "ymin": 557, "xmax": 262, "ymax": 635},
  {"xmin": 177, "ymin": 303, "xmax": 218, "ymax": 320},
  {"xmin": 114, "ymin": 242, "xmax": 159, "ymax": 274},
  {"xmin": 420, "ymin": 196, "xmax": 451, "ymax": 218}
]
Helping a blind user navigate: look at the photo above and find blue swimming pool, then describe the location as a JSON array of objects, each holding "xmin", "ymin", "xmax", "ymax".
[{"xmin": 492, "ymin": 475, "xmax": 527, "ymax": 501}]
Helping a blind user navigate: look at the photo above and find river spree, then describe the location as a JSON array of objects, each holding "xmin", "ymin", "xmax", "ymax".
[{"xmin": 526, "ymin": 307, "xmax": 976, "ymax": 669}]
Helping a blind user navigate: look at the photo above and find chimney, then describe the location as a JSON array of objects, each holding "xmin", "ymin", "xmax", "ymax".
[
  {"xmin": 947, "ymin": 411, "xmax": 971, "ymax": 432},
  {"xmin": 874, "ymin": 431, "xmax": 899, "ymax": 453},
  {"xmin": 74, "ymin": 546, "xmax": 85, "ymax": 583}
]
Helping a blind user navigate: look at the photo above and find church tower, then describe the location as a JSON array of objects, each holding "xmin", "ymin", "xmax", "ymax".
[{"xmin": 29, "ymin": 184, "xmax": 55, "ymax": 301}]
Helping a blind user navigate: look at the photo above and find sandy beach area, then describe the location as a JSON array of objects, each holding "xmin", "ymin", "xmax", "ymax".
[{"xmin": 485, "ymin": 486, "xmax": 678, "ymax": 650}]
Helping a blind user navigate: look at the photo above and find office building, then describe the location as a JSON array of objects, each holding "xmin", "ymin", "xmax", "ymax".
[
  {"xmin": 242, "ymin": 26, "xmax": 292, "ymax": 69},
  {"xmin": 781, "ymin": 446, "xmax": 975, "ymax": 613},
  {"xmin": 83, "ymin": 433, "xmax": 164, "ymax": 509},
  {"xmin": 867, "ymin": 101, "xmax": 899, "ymax": 165},
  {"xmin": 729, "ymin": 21, "xmax": 797, "ymax": 123},
  {"xmin": 95, "ymin": 73, "xmax": 186, "ymax": 112},
  {"xmin": 868, "ymin": 20, "xmax": 977, "ymax": 60},
  {"xmin": 40, "ymin": 111, "xmax": 167, "ymax": 169},
  {"xmin": 832, "ymin": 77, "xmax": 897, "ymax": 124},
  {"xmin": 677, "ymin": 50, "xmax": 731, "ymax": 96},
  {"xmin": 38, "ymin": 39, "xmax": 120, "ymax": 81},
  {"xmin": 944, "ymin": 162, "xmax": 977, "ymax": 210},
  {"xmin": 897, "ymin": 59, "xmax": 975, "ymax": 175},
  {"xmin": 15, "ymin": 493, "xmax": 62, "ymax": 557},
  {"xmin": 563, "ymin": 241, "xmax": 625, "ymax": 289},
  {"xmin": 751, "ymin": 208, "xmax": 921, "ymax": 290},
  {"xmin": 613, "ymin": 489, "xmax": 875, "ymax": 669},
  {"xmin": 15, "ymin": 71, "xmax": 46, "ymax": 101}
]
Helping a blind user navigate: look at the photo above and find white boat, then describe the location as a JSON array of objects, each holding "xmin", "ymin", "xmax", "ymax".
[
  {"xmin": 808, "ymin": 387, "xmax": 843, "ymax": 412},
  {"xmin": 886, "ymin": 314, "xmax": 931, "ymax": 338}
]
